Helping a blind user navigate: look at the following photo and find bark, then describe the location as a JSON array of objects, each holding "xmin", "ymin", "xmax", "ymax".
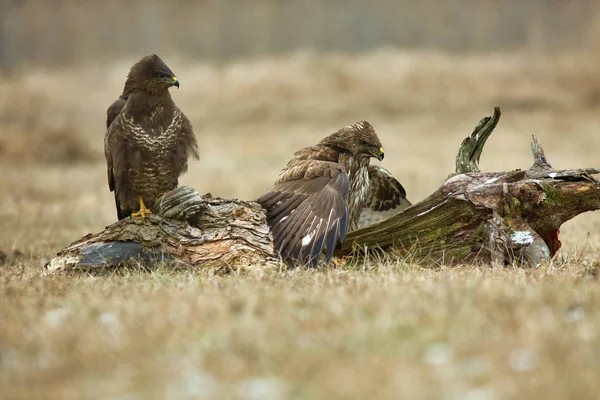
[
  {"xmin": 341, "ymin": 108, "xmax": 600, "ymax": 266},
  {"xmin": 45, "ymin": 187, "xmax": 276, "ymax": 273},
  {"xmin": 46, "ymin": 107, "xmax": 600, "ymax": 273}
]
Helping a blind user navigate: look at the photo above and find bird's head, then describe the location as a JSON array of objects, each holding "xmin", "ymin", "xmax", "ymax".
[
  {"xmin": 128, "ymin": 54, "xmax": 180, "ymax": 95},
  {"xmin": 323, "ymin": 121, "xmax": 384, "ymax": 161}
]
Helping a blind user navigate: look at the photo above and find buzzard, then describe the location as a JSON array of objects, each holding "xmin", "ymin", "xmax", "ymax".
[
  {"xmin": 257, "ymin": 121, "xmax": 410, "ymax": 267},
  {"xmin": 104, "ymin": 54, "xmax": 198, "ymax": 220}
]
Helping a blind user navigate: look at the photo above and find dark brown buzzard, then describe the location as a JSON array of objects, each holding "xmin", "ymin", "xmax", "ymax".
[
  {"xmin": 257, "ymin": 121, "xmax": 410, "ymax": 267},
  {"xmin": 104, "ymin": 54, "xmax": 198, "ymax": 220}
]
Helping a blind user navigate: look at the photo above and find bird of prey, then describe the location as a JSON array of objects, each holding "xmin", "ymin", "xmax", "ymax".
[
  {"xmin": 104, "ymin": 54, "xmax": 198, "ymax": 220},
  {"xmin": 257, "ymin": 121, "xmax": 410, "ymax": 267}
]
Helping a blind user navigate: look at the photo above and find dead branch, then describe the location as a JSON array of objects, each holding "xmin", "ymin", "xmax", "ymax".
[
  {"xmin": 342, "ymin": 108, "xmax": 600, "ymax": 266},
  {"xmin": 453, "ymin": 106, "xmax": 501, "ymax": 175}
]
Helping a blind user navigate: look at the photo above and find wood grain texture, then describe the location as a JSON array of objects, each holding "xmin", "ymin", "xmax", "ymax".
[{"xmin": 46, "ymin": 187, "xmax": 276, "ymax": 273}]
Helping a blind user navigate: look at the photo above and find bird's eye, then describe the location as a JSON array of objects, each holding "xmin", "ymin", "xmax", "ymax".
[{"xmin": 156, "ymin": 72, "xmax": 167, "ymax": 80}]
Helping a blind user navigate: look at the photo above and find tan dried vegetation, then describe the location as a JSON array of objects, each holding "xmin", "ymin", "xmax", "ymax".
[{"xmin": 1, "ymin": 50, "xmax": 600, "ymax": 399}]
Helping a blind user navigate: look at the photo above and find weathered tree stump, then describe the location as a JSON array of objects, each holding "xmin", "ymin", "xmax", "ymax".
[
  {"xmin": 341, "ymin": 107, "xmax": 600, "ymax": 265},
  {"xmin": 46, "ymin": 107, "xmax": 600, "ymax": 273},
  {"xmin": 45, "ymin": 187, "xmax": 277, "ymax": 273}
]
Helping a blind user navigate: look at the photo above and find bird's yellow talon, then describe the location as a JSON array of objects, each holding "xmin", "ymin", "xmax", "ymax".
[{"xmin": 131, "ymin": 196, "xmax": 152, "ymax": 219}]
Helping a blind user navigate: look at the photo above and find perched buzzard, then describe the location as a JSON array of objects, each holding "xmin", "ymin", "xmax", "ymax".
[
  {"xmin": 104, "ymin": 54, "xmax": 198, "ymax": 220},
  {"xmin": 257, "ymin": 121, "xmax": 410, "ymax": 267}
]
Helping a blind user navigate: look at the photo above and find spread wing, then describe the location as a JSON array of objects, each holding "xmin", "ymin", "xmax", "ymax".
[
  {"xmin": 257, "ymin": 160, "xmax": 350, "ymax": 267},
  {"xmin": 106, "ymin": 97, "xmax": 127, "ymax": 128},
  {"xmin": 358, "ymin": 165, "xmax": 411, "ymax": 229},
  {"xmin": 172, "ymin": 107, "xmax": 199, "ymax": 176}
]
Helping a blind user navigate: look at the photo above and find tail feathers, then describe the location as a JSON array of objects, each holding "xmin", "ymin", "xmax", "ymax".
[
  {"xmin": 117, "ymin": 207, "xmax": 133, "ymax": 220},
  {"xmin": 114, "ymin": 194, "xmax": 133, "ymax": 220}
]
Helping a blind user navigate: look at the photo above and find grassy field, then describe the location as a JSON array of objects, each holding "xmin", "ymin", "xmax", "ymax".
[{"xmin": 1, "ymin": 50, "xmax": 600, "ymax": 399}]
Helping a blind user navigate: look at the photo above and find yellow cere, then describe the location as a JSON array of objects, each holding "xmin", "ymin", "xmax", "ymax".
[
  {"xmin": 379, "ymin": 147, "xmax": 384, "ymax": 154},
  {"xmin": 172, "ymin": 76, "xmax": 178, "ymax": 82}
]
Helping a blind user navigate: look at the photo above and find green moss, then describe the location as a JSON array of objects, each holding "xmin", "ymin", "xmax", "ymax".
[
  {"xmin": 446, "ymin": 245, "xmax": 475, "ymax": 262},
  {"xmin": 503, "ymin": 196, "xmax": 522, "ymax": 223},
  {"xmin": 476, "ymin": 223, "xmax": 488, "ymax": 237},
  {"xmin": 511, "ymin": 197, "xmax": 522, "ymax": 214},
  {"xmin": 543, "ymin": 185, "xmax": 563, "ymax": 207}
]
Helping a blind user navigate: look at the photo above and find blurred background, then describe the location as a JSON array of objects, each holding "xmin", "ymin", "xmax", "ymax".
[
  {"xmin": 0, "ymin": 0, "xmax": 599, "ymax": 254},
  {"xmin": 2, "ymin": 0, "xmax": 600, "ymax": 67}
]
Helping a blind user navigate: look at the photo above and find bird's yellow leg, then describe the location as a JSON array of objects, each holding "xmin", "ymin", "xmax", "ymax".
[{"xmin": 131, "ymin": 196, "xmax": 152, "ymax": 218}]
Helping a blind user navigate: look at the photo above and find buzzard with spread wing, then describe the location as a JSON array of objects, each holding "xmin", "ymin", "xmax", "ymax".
[
  {"xmin": 257, "ymin": 121, "xmax": 410, "ymax": 267},
  {"xmin": 104, "ymin": 54, "xmax": 198, "ymax": 220}
]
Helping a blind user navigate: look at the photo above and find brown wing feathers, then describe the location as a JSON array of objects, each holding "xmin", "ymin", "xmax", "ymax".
[
  {"xmin": 357, "ymin": 165, "xmax": 412, "ymax": 229},
  {"xmin": 365, "ymin": 165, "xmax": 411, "ymax": 212},
  {"xmin": 106, "ymin": 97, "xmax": 127, "ymax": 128},
  {"xmin": 257, "ymin": 163, "xmax": 350, "ymax": 267},
  {"xmin": 106, "ymin": 72, "xmax": 136, "ymax": 128},
  {"xmin": 173, "ymin": 108, "xmax": 199, "ymax": 173}
]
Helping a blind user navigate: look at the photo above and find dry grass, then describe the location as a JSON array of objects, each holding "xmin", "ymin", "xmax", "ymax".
[
  {"xmin": 1, "ymin": 50, "xmax": 600, "ymax": 399},
  {"xmin": 0, "ymin": 86, "xmax": 98, "ymax": 165},
  {"xmin": 2, "ymin": 263, "xmax": 600, "ymax": 399}
]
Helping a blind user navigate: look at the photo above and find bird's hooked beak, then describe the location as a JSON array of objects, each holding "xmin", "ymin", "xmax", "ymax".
[
  {"xmin": 171, "ymin": 76, "xmax": 179, "ymax": 89},
  {"xmin": 372, "ymin": 147, "xmax": 384, "ymax": 161}
]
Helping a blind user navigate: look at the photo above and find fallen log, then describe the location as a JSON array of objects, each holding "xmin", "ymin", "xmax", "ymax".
[
  {"xmin": 46, "ymin": 107, "xmax": 600, "ymax": 273},
  {"xmin": 341, "ymin": 107, "xmax": 600, "ymax": 265},
  {"xmin": 45, "ymin": 189, "xmax": 277, "ymax": 273}
]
